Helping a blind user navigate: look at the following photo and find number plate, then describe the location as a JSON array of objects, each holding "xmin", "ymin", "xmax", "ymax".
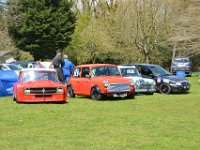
[{"xmin": 113, "ymin": 93, "xmax": 127, "ymax": 98}]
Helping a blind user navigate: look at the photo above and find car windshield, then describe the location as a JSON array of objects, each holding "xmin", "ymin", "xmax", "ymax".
[
  {"xmin": 19, "ymin": 70, "xmax": 59, "ymax": 83},
  {"xmin": 120, "ymin": 68, "xmax": 141, "ymax": 77},
  {"xmin": 6, "ymin": 64, "xmax": 23, "ymax": 70},
  {"xmin": 92, "ymin": 66, "xmax": 121, "ymax": 77},
  {"xmin": 174, "ymin": 58, "xmax": 189, "ymax": 63},
  {"xmin": 150, "ymin": 66, "xmax": 170, "ymax": 76}
]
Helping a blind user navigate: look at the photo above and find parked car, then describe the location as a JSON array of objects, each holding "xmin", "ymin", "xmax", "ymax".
[
  {"xmin": 67, "ymin": 64, "xmax": 135, "ymax": 100},
  {"xmin": 134, "ymin": 64, "xmax": 190, "ymax": 94},
  {"xmin": 27, "ymin": 61, "xmax": 45, "ymax": 68},
  {"xmin": 118, "ymin": 65, "xmax": 156, "ymax": 95},
  {"xmin": 0, "ymin": 63, "xmax": 23, "ymax": 76},
  {"xmin": 0, "ymin": 70, "xmax": 18, "ymax": 97},
  {"xmin": 172, "ymin": 56, "xmax": 192, "ymax": 76},
  {"xmin": 13, "ymin": 68, "xmax": 67, "ymax": 103}
]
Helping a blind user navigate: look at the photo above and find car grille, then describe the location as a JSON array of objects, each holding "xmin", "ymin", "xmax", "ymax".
[
  {"xmin": 107, "ymin": 83, "xmax": 130, "ymax": 92},
  {"xmin": 181, "ymin": 82, "xmax": 190, "ymax": 86},
  {"xmin": 29, "ymin": 88, "xmax": 57, "ymax": 94},
  {"xmin": 174, "ymin": 66, "xmax": 190, "ymax": 70}
]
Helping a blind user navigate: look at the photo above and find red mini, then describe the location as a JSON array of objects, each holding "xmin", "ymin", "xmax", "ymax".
[{"xmin": 67, "ymin": 64, "xmax": 135, "ymax": 100}]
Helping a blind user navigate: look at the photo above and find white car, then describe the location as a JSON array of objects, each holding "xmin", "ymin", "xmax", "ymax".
[
  {"xmin": 0, "ymin": 63, "xmax": 23, "ymax": 76},
  {"xmin": 118, "ymin": 65, "xmax": 156, "ymax": 95}
]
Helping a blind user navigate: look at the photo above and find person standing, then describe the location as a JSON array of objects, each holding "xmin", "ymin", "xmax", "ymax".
[
  {"xmin": 62, "ymin": 54, "xmax": 74, "ymax": 83},
  {"xmin": 52, "ymin": 49, "xmax": 65, "ymax": 84}
]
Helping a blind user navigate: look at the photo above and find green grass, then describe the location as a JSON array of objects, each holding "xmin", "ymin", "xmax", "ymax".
[{"xmin": 0, "ymin": 77, "xmax": 200, "ymax": 150}]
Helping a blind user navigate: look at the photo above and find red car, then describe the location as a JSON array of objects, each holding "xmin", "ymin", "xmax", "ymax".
[
  {"xmin": 67, "ymin": 64, "xmax": 135, "ymax": 100},
  {"xmin": 13, "ymin": 68, "xmax": 67, "ymax": 103}
]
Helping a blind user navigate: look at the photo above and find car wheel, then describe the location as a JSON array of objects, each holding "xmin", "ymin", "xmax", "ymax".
[
  {"xmin": 91, "ymin": 87, "xmax": 103, "ymax": 100},
  {"xmin": 12, "ymin": 94, "xmax": 16, "ymax": 101},
  {"xmin": 127, "ymin": 93, "xmax": 135, "ymax": 99},
  {"xmin": 159, "ymin": 83, "xmax": 171, "ymax": 94},
  {"xmin": 67, "ymin": 86, "xmax": 75, "ymax": 98}
]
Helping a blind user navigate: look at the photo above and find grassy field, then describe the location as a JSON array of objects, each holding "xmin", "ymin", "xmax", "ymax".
[{"xmin": 0, "ymin": 76, "xmax": 200, "ymax": 150}]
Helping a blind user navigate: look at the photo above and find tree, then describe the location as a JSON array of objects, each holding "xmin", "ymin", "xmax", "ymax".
[
  {"xmin": 134, "ymin": 0, "xmax": 172, "ymax": 63},
  {"xmin": 7, "ymin": 0, "xmax": 76, "ymax": 60},
  {"xmin": 169, "ymin": 0, "xmax": 200, "ymax": 69},
  {"xmin": 0, "ymin": 0, "xmax": 15, "ymax": 53}
]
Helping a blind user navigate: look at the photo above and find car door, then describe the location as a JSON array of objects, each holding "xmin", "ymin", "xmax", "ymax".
[
  {"xmin": 70, "ymin": 67, "xmax": 81, "ymax": 94},
  {"xmin": 138, "ymin": 65, "xmax": 154, "ymax": 79},
  {"xmin": 78, "ymin": 67, "xmax": 92, "ymax": 95}
]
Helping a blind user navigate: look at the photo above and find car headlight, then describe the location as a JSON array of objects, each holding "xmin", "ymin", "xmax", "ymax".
[
  {"xmin": 103, "ymin": 80, "xmax": 109, "ymax": 87},
  {"xmin": 169, "ymin": 80, "xmax": 176, "ymax": 84},
  {"xmin": 176, "ymin": 82, "xmax": 182, "ymax": 86},
  {"xmin": 24, "ymin": 88, "xmax": 30, "ymax": 94},
  {"xmin": 57, "ymin": 88, "xmax": 63, "ymax": 93},
  {"xmin": 135, "ymin": 80, "xmax": 140, "ymax": 86},
  {"xmin": 130, "ymin": 79, "xmax": 134, "ymax": 86}
]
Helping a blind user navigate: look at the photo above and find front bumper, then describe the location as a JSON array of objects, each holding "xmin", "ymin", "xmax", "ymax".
[
  {"xmin": 17, "ymin": 92, "xmax": 67, "ymax": 103},
  {"xmin": 172, "ymin": 68, "xmax": 191, "ymax": 75},
  {"xmin": 170, "ymin": 83, "xmax": 190, "ymax": 93},
  {"xmin": 103, "ymin": 91, "xmax": 134, "ymax": 98},
  {"xmin": 135, "ymin": 88, "xmax": 155, "ymax": 93}
]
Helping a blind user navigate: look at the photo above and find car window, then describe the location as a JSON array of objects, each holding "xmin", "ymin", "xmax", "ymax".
[
  {"xmin": 0, "ymin": 65, "xmax": 8, "ymax": 70},
  {"xmin": 6, "ymin": 64, "xmax": 23, "ymax": 70},
  {"xmin": 150, "ymin": 66, "xmax": 170, "ymax": 76},
  {"xmin": 174, "ymin": 58, "xmax": 190, "ymax": 63},
  {"xmin": 81, "ymin": 67, "xmax": 90, "ymax": 78},
  {"xmin": 19, "ymin": 71, "xmax": 59, "ymax": 82},
  {"xmin": 73, "ymin": 67, "xmax": 81, "ymax": 78},
  {"xmin": 92, "ymin": 66, "xmax": 120, "ymax": 77},
  {"xmin": 140, "ymin": 66, "xmax": 152, "ymax": 76},
  {"xmin": 120, "ymin": 68, "xmax": 140, "ymax": 77}
]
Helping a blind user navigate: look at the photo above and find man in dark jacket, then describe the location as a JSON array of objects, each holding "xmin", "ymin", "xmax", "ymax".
[
  {"xmin": 62, "ymin": 54, "xmax": 74, "ymax": 83},
  {"xmin": 52, "ymin": 49, "xmax": 65, "ymax": 84}
]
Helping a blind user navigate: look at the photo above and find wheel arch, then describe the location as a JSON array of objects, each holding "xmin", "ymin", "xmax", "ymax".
[{"xmin": 90, "ymin": 85, "xmax": 101, "ymax": 94}]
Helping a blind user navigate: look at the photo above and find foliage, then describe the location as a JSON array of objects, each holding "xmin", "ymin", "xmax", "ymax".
[
  {"xmin": 7, "ymin": 0, "xmax": 76, "ymax": 60},
  {"xmin": 0, "ymin": 1, "xmax": 14, "ymax": 52},
  {"xmin": 0, "ymin": 77, "xmax": 200, "ymax": 149},
  {"xmin": 68, "ymin": 0, "xmax": 173, "ymax": 65},
  {"xmin": 66, "ymin": 13, "xmax": 120, "ymax": 65}
]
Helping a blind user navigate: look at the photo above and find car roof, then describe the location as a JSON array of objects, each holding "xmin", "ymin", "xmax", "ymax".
[
  {"xmin": 122, "ymin": 63, "xmax": 159, "ymax": 67},
  {"xmin": 75, "ymin": 64, "xmax": 117, "ymax": 68},
  {"xmin": 20, "ymin": 68, "xmax": 56, "ymax": 72},
  {"xmin": 118, "ymin": 65, "xmax": 136, "ymax": 68},
  {"xmin": 174, "ymin": 56, "xmax": 189, "ymax": 58}
]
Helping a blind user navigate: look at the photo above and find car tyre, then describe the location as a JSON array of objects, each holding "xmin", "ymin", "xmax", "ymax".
[
  {"xmin": 91, "ymin": 87, "xmax": 103, "ymax": 100},
  {"xmin": 127, "ymin": 93, "xmax": 135, "ymax": 99},
  {"xmin": 12, "ymin": 94, "xmax": 16, "ymax": 101},
  {"xmin": 159, "ymin": 83, "xmax": 171, "ymax": 94},
  {"xmin": 67, "ymin": 86, "xmax": 75, "ymax": 98}
]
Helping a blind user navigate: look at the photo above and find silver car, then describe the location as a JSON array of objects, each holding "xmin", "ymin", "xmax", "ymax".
[{"xmin": 118, "ymin": 65, "xmax": 156, "ymax": 95}]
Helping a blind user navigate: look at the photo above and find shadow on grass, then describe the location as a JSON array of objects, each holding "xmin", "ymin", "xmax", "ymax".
[
  {"xmin": 16, "ymin": 101, "xmax": 68, "ymax": 104},
  {"xmin": 73, "ymin": 95, "xmax": 136, "ymax": 101}
]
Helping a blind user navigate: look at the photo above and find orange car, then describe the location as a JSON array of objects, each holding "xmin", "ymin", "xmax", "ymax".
[
  {"xmin": 67, "ymin": 64, "xmax": 135, "ymax": 100},
  {"xmin": 13, "ymin": 68, "xmax": 67, "ymax": 103}
]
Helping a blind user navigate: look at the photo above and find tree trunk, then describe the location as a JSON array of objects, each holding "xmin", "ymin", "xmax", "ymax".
[{"xmin": 171, "ymin": 44, "xmax": 176, "ymax": 73}]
